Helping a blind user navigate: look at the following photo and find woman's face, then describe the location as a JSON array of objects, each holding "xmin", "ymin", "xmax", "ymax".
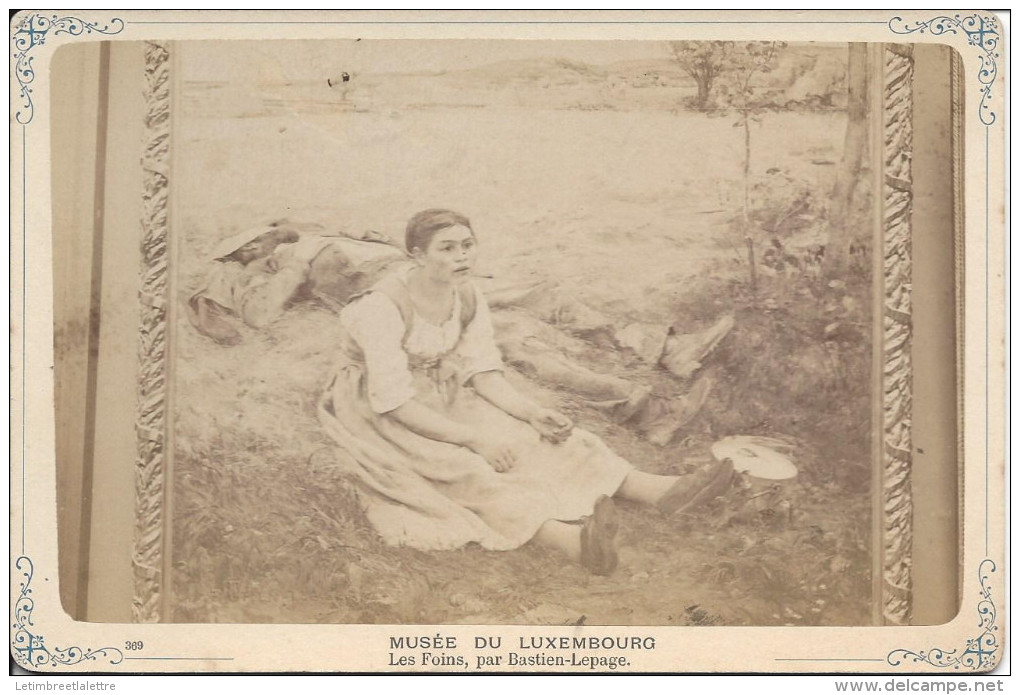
[{"xmin": 415, "ymin": 225, "xmax": 477, "ymax": 285}]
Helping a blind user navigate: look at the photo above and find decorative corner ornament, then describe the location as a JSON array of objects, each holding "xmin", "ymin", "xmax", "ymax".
[
  {"xmin": 888, "ymin": 14, "xmax": 1000, "ymax": 126},
  {"xmin": 887, "ymin": 560, "xmax": 999, "ymax": 670},
  {"xmin": 12, "ymin": 14, "xmax": 125, "ymax": 125},
  {"xmin": 12, "ymin": 557, "xmax": 125, "ymax": 669}
]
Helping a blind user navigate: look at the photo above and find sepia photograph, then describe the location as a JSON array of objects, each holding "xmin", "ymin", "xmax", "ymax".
[
  {"xmin": 16, "ymin": 10, "xmax": 1005, "ymax": 675},
  {"xmin": 93, "ymin": 38, "xmax": 874, "ymax": 626}
]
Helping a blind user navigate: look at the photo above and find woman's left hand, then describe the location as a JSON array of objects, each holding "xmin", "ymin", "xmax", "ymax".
[{"xmin": 529, "ymin": 408, "xmax": 574, "ymax": 444}]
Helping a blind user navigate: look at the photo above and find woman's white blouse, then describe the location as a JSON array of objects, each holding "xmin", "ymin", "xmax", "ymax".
[{"xmin": 341, "ymin": 284, "xmax": 504, "ymax": 414}]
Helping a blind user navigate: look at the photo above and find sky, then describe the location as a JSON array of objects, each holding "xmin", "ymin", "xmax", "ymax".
[{"xmin": 181, "ymin": 39, "xmax": 684, "ymax": 83}]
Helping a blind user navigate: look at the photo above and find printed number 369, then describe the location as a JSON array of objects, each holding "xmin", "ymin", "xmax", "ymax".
[{"xmin": 125, "ymin": 641, "xmax": 144, "ymax": 651}]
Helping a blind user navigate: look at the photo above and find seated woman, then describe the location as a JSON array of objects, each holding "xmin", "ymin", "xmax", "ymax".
[{"xmin": 317, "ymin": 209, "xmax": 733, "ymax": 574}]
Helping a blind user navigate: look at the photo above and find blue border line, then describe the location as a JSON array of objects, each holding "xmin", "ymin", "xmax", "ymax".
[
  {"xmin": 22, "ymin": 123, "xmax": 27, "ymax": 556},
  {"xmin": 128, "ymin": 20, "xmax": 890, "ymax": 25},
  {"xmin": 775, "ymin": 659, "xmax": 885, "ymax": 662},
  {"xmin": 985, "ymin": 126, "xmax": 990, "ymax": 557},
  {"xmin": 13, "ymin": 16, "xmax": 1003, "ymax": 665},
  {"xmin": 123, "ymin": 657, "xmax": 236, "ymax": 661}
]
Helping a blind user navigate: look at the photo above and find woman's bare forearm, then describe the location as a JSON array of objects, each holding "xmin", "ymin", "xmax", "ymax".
[
  {"xmin": 388, "ymin": 399, "xmax": 478, "ymax": 448},
  {"xmin": 469, "ymin": 371, "xmax": 541, "ymax": 422}
]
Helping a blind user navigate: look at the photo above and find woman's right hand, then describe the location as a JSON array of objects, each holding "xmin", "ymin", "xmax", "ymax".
[{"xmin": 466, "ymin": 434, "xmax": 522, "ymax": 473}]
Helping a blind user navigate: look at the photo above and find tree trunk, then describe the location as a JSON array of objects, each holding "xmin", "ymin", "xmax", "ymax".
[
  {"xmin": 824, "ymin": 43, "xmax": 869, "ymax": 278},
  {"xmin": 742, "ymin": 112, "xmax": 756, "ymax": 292},
  {"xmin": 695, "ymin": 75, "xmax": 711, "ymax": 109},
  {"xmin": 742, "ymin": 111, "xmax": 751, "ymax": 224}
]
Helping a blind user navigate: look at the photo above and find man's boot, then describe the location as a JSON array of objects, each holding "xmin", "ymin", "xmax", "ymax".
[
  {"xmin": 629, "ymin": 376, "xmax": 713, "ymax": 446},
  {"xmin": 659, "ymin": 315, "xmax": 735, "ymax": 380}
]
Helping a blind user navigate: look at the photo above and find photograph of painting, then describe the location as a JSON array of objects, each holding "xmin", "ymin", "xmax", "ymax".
[{"xmin": 14, "ymin": 11, "xmax": 1005, "ymax": 674}]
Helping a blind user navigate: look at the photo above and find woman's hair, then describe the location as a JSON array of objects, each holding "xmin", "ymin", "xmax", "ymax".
[{"xmin": 405, "ymin": 209, "xmax": 473, "ymax": 253}]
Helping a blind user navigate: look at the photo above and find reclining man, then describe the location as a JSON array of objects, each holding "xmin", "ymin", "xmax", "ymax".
[{"xmin": 188, "ymin": 221, "xmax": 734, "ymax": 446}]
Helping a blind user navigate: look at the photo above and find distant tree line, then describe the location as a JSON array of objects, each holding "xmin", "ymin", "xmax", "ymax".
[{"xmin": 668, "ymin": 41, "xmax": 869, "ymax": 281}]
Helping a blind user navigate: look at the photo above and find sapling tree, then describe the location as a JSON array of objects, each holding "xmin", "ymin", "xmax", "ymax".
[{"xmin": 711, "ymin": 41, "xmax": 788, "ymax": 290}]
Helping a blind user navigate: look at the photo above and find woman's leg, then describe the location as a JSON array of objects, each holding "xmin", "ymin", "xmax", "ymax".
[
  {"xmin": 616, "ymin": 461, "xmax": 735, "ymax": 513},
  {"xmin": 615, "ymin": 470, "xmax": 679, "ymax": 505},
  {"xmin": 531, "ymin": 520, "xmax": 581, "ymax": 561},
  {"xmin": 532, "ymin": 499, "xmax": 619, "ymax": 576}
]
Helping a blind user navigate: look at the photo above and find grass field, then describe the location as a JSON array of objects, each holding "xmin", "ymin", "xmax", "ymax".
[{"xmin": 171, "ymin": 50, "xmax": 872, "ymax": 626}]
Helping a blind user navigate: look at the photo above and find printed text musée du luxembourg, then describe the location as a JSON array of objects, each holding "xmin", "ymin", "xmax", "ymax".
[{"xmin": 388, "ymin": 634, "xmax": 656, "ymax": 670}]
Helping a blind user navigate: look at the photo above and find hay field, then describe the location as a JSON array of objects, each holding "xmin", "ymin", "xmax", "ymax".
[{"xmin": 170, "ymin": 42, "xmax": 871, "ymax": 626}]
